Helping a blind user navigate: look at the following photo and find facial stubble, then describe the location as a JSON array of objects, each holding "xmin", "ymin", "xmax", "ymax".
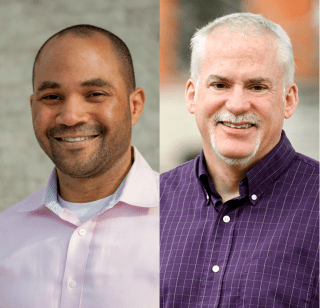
[{"xmin": 35, "ymin": 103, "xmax": 132, "ymax": 179}]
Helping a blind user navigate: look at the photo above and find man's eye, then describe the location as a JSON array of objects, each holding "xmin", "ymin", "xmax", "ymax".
[
  {"xmin": 251, "ymin": 85, "xmax": 267, "ymax": 91},
  {"xmin": 89, "ymin": 93, "xmax": 103, "ymax": 97},
  {"xmin": 211, "ymin": 83, "xmax": 228, "ymax": 89},
  {"xmin": 42, "ymin": 94, "xmax": 60, "ymax": 100},
  {"xmin": 88, "ymin": 92, "xmax": 108, "ymax": 98}
]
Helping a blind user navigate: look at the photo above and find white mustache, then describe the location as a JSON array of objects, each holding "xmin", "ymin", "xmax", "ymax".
[{"xmin": 212, "ymin": 111, "xmax": 261, "ymax": 128}]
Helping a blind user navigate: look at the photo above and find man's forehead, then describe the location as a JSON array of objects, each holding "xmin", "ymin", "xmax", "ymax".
[
  {"xmin": 202, "ymin": 28, "xmax": 278, "ymax": 65},
  {"xmin": 33, "ymin": 32, "xmax": 120, "ymax": 84},
  {"xmin": 36, "ymin": 32, "xmax": 114, "ymax": 66},
  {"xmin": 199, "ymin": 30, "xmax": 280, "ymax": 85}
]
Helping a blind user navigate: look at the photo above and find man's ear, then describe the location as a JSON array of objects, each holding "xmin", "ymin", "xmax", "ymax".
[
  {"xmin": 130, "ymin": 87, "xmax": 145, "ymax": 126},
  {"xmin": 185, "ymin": 79, "xmax": 197, "ymax": 114},
  {"xmin": 284, "ymin": 83, "xmax": 299, "ymax": 119},
  {"xmin": 30, "ymin": 95, "xmax": 34, "ymax": 109}
]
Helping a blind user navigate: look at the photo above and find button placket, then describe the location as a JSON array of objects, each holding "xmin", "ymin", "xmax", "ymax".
[{"xmin": 60, "ymin": 220, "xmax": 96, "ymax": 307}]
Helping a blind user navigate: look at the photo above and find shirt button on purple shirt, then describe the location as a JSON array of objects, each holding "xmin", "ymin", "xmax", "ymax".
[
  {"xmin": 223, "ymin": 215, "xmax": 230, "ymax": 223},
  {"xmin": 212, "ymin": 265, "xmax": 220, "ymax": 273},
  {"xmin": 251, "ymin": 194, "xmax": 257, "ymax": 200}
]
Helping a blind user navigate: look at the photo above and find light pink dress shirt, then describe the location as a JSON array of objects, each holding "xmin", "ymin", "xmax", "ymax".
[{"xmin": 0, "ymin": 147, "xmax": 159, "ymax": 308}]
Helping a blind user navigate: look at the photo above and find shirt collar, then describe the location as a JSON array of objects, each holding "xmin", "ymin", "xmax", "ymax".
[
  {"xmin": 245, "ymin": 130, "xmax": 296, "ymax": 204},
  {"xmin": 44, "ymin": 169, "xmax": 61, "ymax": 215},
  {"xmin": 19, "ymin": 146, "xmax": 158, "ymax": 213},
  {"xmin": 196, "ymin": 130, "xmax": 296, "ymax": 206},
  {"xmin": 44, "ymin": 146, "xmax": 159, "ymax": 212},
  {"xmin": 17, "ymin": 169, "xmax": 57, "ymax": 213},
  {"xmin": 119, "ymin": 146, "xmax": 159, "ymax": 208},
  {"xmin": 197, "ymin": 152, "xmax": 222, "ymax": 206}
]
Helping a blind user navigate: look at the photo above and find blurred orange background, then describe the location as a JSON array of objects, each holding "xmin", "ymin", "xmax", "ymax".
[{"xmin": 160, "ymin": 0, "xmax": 319, "ymax": 85}]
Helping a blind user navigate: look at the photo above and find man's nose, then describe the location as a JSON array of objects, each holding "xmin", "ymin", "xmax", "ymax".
[
  {"xmin": 225, "ymin": 86, "xmax": 250, "ymax": 114},
  {"xmin": 56, "ymin": 96, "xmax": 90, "ymax": 126}
]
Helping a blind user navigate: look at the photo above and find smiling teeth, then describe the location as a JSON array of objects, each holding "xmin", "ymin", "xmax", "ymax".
[
  {"xmin": 223, "ymin": 122, "xmax": 252, "ymax": 129},
  {"xmin": 62, "ymin": 136, "xmax": 93, "ymax": 142}
]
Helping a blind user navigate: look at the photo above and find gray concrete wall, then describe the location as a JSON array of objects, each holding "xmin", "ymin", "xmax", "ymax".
[{"xmin": 0, "ymin": 0, "xmax": 159, "ymax": 212}]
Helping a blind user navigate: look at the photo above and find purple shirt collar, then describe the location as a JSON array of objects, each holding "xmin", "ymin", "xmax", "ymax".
[{"xmin": 197, "ymin": 130, "xmax": 296, "ymax": 206}]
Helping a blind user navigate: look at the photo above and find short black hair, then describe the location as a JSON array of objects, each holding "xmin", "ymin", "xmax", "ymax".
[{"xmin": 32, "ymin": 24, "xmax": 135, "ymax": 93}]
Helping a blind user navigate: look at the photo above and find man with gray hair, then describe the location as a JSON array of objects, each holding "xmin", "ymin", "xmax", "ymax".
[{"xmin": 161, "ymin": 13, "xmax": 318, "ymax": 307}]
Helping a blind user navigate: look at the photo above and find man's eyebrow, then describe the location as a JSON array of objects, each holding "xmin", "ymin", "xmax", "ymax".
[
  {"xmin": 37, "ymin": 81, "xmax": 61, "ymax": 93},
  {"xmin": 246, "ymin": 77, "xmax": 272, "ymax": 84},
  {"xmin": 205, "ymin": 75, "xmax": 273, "ymax": 85},
  {"xmin": 80, "ymin": 78, "xmax": 115, "ymax": 90},
  {"xmin": 206, "ymin": 74, "xmax": 231, "ymax": 84},
  {"xmin": 36, "ymin": 78, "xmax": 115, "ymax": 94}
]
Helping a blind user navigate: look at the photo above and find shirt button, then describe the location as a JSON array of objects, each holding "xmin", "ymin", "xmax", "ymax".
[
  {"xmin": 78, "ymin": 229, "xmax": 86, "ymax": 236},
  {"xmin": 69, "ymin": 280, "xmax": 76, "ymax": 288},
  {"xmin": 223, "ymin": 215, "xmax": 230, "ymax": 223},
  {"xmin": 251, "ymin": 194, "xmax": 257, "ymax": 201},
  {"xmin": 212, "ymin": 265, "xmax": 220, "ymax": 273}
]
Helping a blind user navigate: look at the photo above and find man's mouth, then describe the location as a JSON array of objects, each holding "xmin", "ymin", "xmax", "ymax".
[
  {"xmin": 56, "ymin": 135, "xmax": 98, "ymax": 143},
  {"xmin": 221, "ymin": 122, "xmax": 254, "ymax": 129}
]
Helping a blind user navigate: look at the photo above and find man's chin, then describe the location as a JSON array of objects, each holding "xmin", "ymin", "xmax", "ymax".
[
  {"xmin": 210, "ymin": 131, "xmax": 261, "ymax": 166},
  {"xmin": 55, "ymin": 164, "xmax": 100, "ymax": 179},
  {"xmin": 211, "ymin": 144, "xmax": 260, "ymax": 166},
  {"xmin": 215, "ymin": 151, "xmax": 257, "ymax": 166},
  {"xmin": 51, "ymin": 155, "xmax": 106, "ymax": 179}
]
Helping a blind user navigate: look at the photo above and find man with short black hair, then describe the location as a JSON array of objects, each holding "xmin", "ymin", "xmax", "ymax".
[
  {"xmin": 0, "ymin": 25, "xmax": 159, "ymax": 308},
  {"xmin": 161, "ymin": 13, "xmax": 319, "ymax": 307}
]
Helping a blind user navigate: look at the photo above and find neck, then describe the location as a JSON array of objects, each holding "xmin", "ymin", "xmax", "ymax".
[
  {"xmin": 203, "ymin": 146, "xmax": 251, "ymax": 203},
  {"xmin": 56, "ymin": 147, "xmax": 132, "ymax": 203}
]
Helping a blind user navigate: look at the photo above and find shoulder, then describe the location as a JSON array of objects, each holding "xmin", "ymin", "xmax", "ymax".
[
  {"xmin": 294, "ymin": 152, "xmax": 319, "ymax": 168},
  {"xmin": 160, "ymin": 157, "xmax": 198, "ymax": 187},
  {"xmin": 292, "ymin": 153, "xmax": 319, "ymax": 179},
  {"xmin": 152, "ymin": 170, "xmax": 159, "ymax": 191},
  {"xmin": 160, "ymin": 157, "xmax": 200, "ymax": 197},
  {"xmin": 0, "ymin": 187, "xmax": 46, "ymax": 217},
  {"xmin": 281, "ymin": 153, "xmax": 319, "ymax": 212}
]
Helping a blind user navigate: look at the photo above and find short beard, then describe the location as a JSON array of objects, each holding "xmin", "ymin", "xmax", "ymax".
[
  {"xmin": 209, "ymin": 111, "xmax": 261, "ymax": 166},
  {"xmin": 49, "ymin": 124, "xmax": 131, "ymax": 178},
  {"xmin": 35, "ymin": 103, "xmax": 132, "ymax": 179}
]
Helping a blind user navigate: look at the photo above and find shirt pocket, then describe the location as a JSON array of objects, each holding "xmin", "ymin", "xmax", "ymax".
[{"xmin": 239, "ymin": 258, "xmax": 314, "ymax": 308}]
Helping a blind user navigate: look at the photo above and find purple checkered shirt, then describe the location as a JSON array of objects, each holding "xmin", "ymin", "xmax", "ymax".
[{"xmin": 160, "ymin": 131, "xmax": 319, "ymax": 308}]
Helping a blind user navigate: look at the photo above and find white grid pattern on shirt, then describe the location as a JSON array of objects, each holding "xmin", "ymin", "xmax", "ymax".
[{"xmin": 160, "ymin": 135, "xmax": 319, "ymax": 308}]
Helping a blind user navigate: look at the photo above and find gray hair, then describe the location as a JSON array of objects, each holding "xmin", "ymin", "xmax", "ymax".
[{"xmin": 190, "ymin": 13, "xmax": 295, "ymax": 87}]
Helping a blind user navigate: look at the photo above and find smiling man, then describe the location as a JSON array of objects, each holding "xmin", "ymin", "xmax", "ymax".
[
  {"xmin": 0, "ymin": 25, "xmax": 159, "ymax": 308},
  {"xmin": 160, "ymin": 13, "xmax": 319, "ymax": 307}
]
